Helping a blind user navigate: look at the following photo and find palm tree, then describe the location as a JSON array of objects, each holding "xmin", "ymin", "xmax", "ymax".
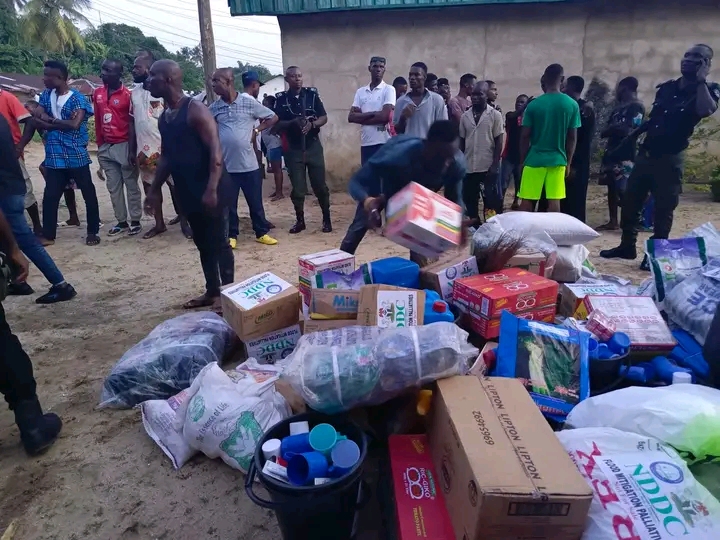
[{"xmin": 21, "ymin": 0, "xmax": 92, "ymax": 54}]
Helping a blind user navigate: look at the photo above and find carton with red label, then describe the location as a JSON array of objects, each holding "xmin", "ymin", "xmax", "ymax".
[
  {"xmin": 389, "ymin": 434, "xmax": 454, "ymax": 540},
  {"xmin": 385, "ymin": 182, "xmax": 462, "ymax": 258},
  {"xmin": 468, "ymin": 305, "xmax": 556, "ymax": 339},
  {"xmin": 453, "ymin": 268, "xmax": 558, "ymax": 318}
]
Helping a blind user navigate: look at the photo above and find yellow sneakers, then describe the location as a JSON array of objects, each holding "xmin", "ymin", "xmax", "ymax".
[
  {"xmin": 229, "ymin": 237, "xmax": 237, "ymax": 249},
  {"xmin": 256, "ymin": 234, "xmax": 278, "ymax": 246}
]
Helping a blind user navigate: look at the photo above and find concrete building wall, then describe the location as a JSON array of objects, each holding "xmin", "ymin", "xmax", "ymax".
[{"xmin": 278, "ymin": 0, "xmax": 720, "ymax": 189}]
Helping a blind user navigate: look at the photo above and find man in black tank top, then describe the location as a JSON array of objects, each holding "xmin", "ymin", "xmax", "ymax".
[{"xmin": 144, "ymin": 60, "xmax": 233, "ymax": 312}]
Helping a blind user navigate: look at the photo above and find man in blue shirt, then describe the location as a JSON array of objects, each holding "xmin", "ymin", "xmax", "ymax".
[
  {"xmin": 340, "ymin": 120, "xmax": 465, "ymax": 258},
  {"xmin": 31, "ymin": 60, "xmax": 101, "ymax": 246}
]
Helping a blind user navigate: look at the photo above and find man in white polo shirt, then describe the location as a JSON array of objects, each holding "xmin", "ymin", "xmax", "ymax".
[{"xmin": 348, "ymin": 56, "xmax": 396, "ymax": 164}]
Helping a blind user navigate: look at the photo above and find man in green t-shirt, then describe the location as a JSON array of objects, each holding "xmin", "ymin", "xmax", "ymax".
[{"xmin": 518, "ymin": 64, "xmax": 581, "ymax": 212}]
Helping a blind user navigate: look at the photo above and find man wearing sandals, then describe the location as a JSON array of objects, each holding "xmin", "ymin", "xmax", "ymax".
[
  {"xmin": 31, "ymin": 60, "xmax": 102, "ymax": 247},
  {"xmin": 145, "ymin": 60, "xmax": 233, "ymax": 313},
  {"xmin": 130, "ymin": 51, "xmax": 191, "ymax": 239}
]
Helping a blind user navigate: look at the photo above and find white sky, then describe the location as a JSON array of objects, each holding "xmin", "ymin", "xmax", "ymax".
[{"xmin": 82, "ymin": 0, "xmax": 283, "ymax": 73}]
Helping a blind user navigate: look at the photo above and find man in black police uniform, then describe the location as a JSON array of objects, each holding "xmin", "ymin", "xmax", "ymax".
[
  {"xmin": 601, "ymin": 44, "xmax": 720, "ymax": 269},
  {"xmin": 273, "ymin": 66, "xmax": 332, "ymax": 234}
]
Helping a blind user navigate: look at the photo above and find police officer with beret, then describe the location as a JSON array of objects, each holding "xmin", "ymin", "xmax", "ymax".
[
  {"xmin": 601, "ymin": 44, "xmax": 720, "ymax": 269},
  {"xmin": 274, "ymin": 66, "xmax": 332, "ymax": 234}
]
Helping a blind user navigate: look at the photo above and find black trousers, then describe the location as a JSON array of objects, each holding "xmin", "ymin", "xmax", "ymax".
[
  {"xmin": 620, "ymin": 152, "xmax": 682, "ymax": 248},
  {"xmin": 560, "ymin": 164, "xmax": 590, "ymax": 223},
  {"xmin": 0, "ymin": 303, "xmax": 37, "ymax": 408},
  {"xmin": 186, "ymin": 208, "xmax": 234, "ymax": 297},
  {"xmin": 339, "ymin": 202, "xmax": 368, "ymax": 255},
  {"xmin": 43, "ymin": 165, "xmax": 101, "ymax": 240},
  {"xmin": 463, "ymin": 172, "xmax": 502, "ymax": 220}
]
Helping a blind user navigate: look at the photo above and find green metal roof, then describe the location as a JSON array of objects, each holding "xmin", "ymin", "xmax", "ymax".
[{"xmin": 229, "ymin": 0, "xmax": 571, "ymax": 17}]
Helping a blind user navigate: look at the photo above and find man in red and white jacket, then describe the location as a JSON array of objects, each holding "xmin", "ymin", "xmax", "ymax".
[{"xmin": 92, "ymin": 59, "xmax": 142, "ymax": 236}]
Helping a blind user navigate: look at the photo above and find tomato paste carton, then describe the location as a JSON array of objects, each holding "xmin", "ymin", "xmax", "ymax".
[
  {"xmin": 468, "ymin": 304, "xmax": 556, "ymax": 339},
  {"xmin": 385, "ymin": 182, "xmax": 462, "ymax": 258},
  {"xmin": 574, "ymin": 295, "xmax": 676, "ymax": 352},
  {"xmin": 298, "ymin": 249, "xmax": 355, "ymax": 305},
  {"xmin": 453, "ymin": 268, "xmax": 559, "ymax": 319},
  {"xmin": 389, "ymin": 434, "xmax": 455, "ymax": 540}
]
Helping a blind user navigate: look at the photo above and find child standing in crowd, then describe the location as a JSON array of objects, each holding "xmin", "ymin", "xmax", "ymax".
[{"xmin": 262, "ymin": 95, "xmax": 285, "ymax": 201}]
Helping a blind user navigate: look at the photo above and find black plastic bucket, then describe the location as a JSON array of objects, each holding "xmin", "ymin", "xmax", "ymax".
[{"xmin": 245, "ymin": 411, "xmax": 370, "ymax": 540}]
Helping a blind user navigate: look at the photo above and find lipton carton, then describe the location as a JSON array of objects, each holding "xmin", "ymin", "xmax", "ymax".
[
  {"xmin": 221, "ymin": 272, "xmax": 301, "ymax": 342},
  {"xmin": 384, "ymin": 182, "xmax": 462, "ymax": 258}
]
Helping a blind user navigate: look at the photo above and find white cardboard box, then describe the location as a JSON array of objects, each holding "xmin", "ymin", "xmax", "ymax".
[
  {"xmin": 384, "ymin": 182, "xmax": 462, "ymax": 258},
  {"xmin": 244, "ymin": 324, "xmax": 302, "ymax": 364},
  {"xmin": 298, "ymin": 249, "xmax": 355, "ymax": 304}
]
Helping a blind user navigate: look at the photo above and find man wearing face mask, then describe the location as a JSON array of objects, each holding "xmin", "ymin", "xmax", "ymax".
[
  {"xmin": 601, "ymin": 45, "xmax": 720, "ymax": 270},
  {"xmin": 340, "ymin": 120, "xmax": 466, "ymax": 262}
]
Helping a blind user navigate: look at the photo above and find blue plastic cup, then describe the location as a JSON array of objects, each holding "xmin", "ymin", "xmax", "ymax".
[
  {"xmin": 309, "ymin": 423, "xmax": 347, "ymax": 456},
  {"xmin": 280, "ymin": 433, "xmax": 313, "ymax": 460},
  {"xmin": 608, "ymin": 332, "xmax": 631, "ymax": 355},
  {"xmin": 287, "ymin": 451, "xmax": 329, "ymax": 486},
  {"xmin": 329, "ymin": 439, "xmax": 361, "ymax": 479},
  {"xmin": 588, "ymin": 338, "xmax": 599, "ymax": 358},
  {"xmin": 597, "ymin": 343, "xmax": 614, "ymax": 360}
]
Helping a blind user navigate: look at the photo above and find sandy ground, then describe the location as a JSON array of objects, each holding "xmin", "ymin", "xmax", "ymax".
[{"xmin": 1, "ymin": 142, "xmax": 720, "ymax": 539}]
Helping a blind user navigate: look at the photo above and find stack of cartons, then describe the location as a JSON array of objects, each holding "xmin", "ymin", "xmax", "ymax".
[{"xmin": 453, "ymin": 268, "xmax": 558, "ymax": 339}]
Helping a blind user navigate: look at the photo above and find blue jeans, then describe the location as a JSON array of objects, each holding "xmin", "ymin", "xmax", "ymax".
[
  {"xmin": 0, "ymin": 195, "xmax": 64, "ymax": 285},
  {"xmin": 227, "ymin": 169, "xmax": 271, "ymax": 239},
  {"xmin": 500, "ymin": 160, "xmax": 522, "ymax": 198},
  {"xmin": 361, "ymin": 144, "xmax": 383, "ymax": 165}
]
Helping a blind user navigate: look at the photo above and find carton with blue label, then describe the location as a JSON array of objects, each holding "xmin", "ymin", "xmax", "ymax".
[
  {"xmin": 309, "ymin": 288, "xmax": 360, "ymax": 320},
  {"xmin": 221, "ymin": 272, "xmax": 301, "ymax": 342},
  {"xmin": 419, "ymin": 253, "xmax": 479, "ymax": 303},
  {"xmin": 244, "ymin": 324, "xmax": 302, "ymax": 364}
]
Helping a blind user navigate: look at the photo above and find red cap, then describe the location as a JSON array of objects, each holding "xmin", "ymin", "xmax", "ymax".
[{"xmin": 432, "ymin": 301, "xmax": 447, "ymax": 313}]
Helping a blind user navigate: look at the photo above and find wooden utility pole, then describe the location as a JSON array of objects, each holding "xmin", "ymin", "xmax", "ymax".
[{"xmin": 197, "ymin": 0, "xmax": 217, "ymax": 103}]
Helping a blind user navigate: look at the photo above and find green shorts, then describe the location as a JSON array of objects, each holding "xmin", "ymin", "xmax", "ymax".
[{"xmin": 518, "ymin": 165, "xmax": 566, "ymax": 201}]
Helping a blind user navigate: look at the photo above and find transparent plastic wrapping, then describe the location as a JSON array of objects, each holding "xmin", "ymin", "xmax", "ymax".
[
  {"xmin": 99, "ymin": 312, "xmax": 236, "ymax": 409},
  {"xmin": 281, "ymin": 322, "xmax": 478, "ymax": 413}
]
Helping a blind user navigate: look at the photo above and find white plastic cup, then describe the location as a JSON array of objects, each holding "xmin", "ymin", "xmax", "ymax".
[
  {"xmin": 289, "ymin": 421, "xmax": 310, "ymax": 435},
  {"xmin": 672, "ymin": 372, "xmax": 692, "ymax": 384},
  {"xmin": 262, "ymin": 438, "xmax": 281, "ymax": 461}
]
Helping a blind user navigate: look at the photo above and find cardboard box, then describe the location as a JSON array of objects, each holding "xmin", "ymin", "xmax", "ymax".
[
  {"xmin": 385, "ymin": 182, "xmax": 462, "ymax": 258},
  {"xmin": 243, "ymin": 324, "xmax": 301, "ymax": 364},
  {"xmin": 428, "ymin": 376, "xmax": 592, "ymax": 540},
  {"xmin": 389, "ymin": 434, "xmax": 455, "ymax": 540},
  {"xmin": 221, "ymin": 272, "xmax": 301, "ymax": 341},
  {"xmin": 420, "ymin": 254, "xmax": 479, "ymax": 302},
  {"xmin": 505, "ymin": 249, "xmax": 553, "ymax": 278},
  {"xmin": 574, "ymin": 295, "xmax": 676, "ymax": 352},
  {"xmin": 559, "ymin": 283, "xmax": 620, "ymax": 317},
  {"xmin": 453, "ymin": 268, "xmax": 558, "ymax": 319},
  {"xmin": 298, "ymin": 249, "xmax": 355, "ymax": 305},
  {"xmin": 357, "ymin": 285, "xmax": 425, "ymax": 327},
  {"xmin": 309, "ymin": 288, "xmax": 360, "ymax": 319},
  {"xmin": 468, "ymin": 304, "xmax": 556, "ymax": 339},
  {"xmin": 302, "ymin": 318, "xmax": 358, "ymax": 334}
]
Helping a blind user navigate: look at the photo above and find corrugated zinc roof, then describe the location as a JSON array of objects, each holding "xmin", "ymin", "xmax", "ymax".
[{"xmin": 229, "ymin": 0, "xmax": 571, "ymax": 16}]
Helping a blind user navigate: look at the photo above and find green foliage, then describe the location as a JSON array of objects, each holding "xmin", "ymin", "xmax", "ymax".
[
  {"xmin": 0, "ymin": 8, "xmax": 274, "ymax": 94},
  {"xmin": 234, "ymin": 61, "xmax": 278, "ymax": 84},
  {"xmin": 22, "ymin": 0, "xmax": 91, "ymax": 54},
  {"xmin": 684, "ymin": 118, "xmax": 720, "ymax": 184}
]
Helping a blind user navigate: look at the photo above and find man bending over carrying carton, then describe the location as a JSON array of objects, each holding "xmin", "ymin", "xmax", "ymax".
[{"xmin": 339, "ymin": 120, "xmax": 466, "ymax": 264}]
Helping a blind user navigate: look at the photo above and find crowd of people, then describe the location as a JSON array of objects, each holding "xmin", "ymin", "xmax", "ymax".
[{"xmin": 0, "ymin": 43, "xmax": 718, "ymax": 456}]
